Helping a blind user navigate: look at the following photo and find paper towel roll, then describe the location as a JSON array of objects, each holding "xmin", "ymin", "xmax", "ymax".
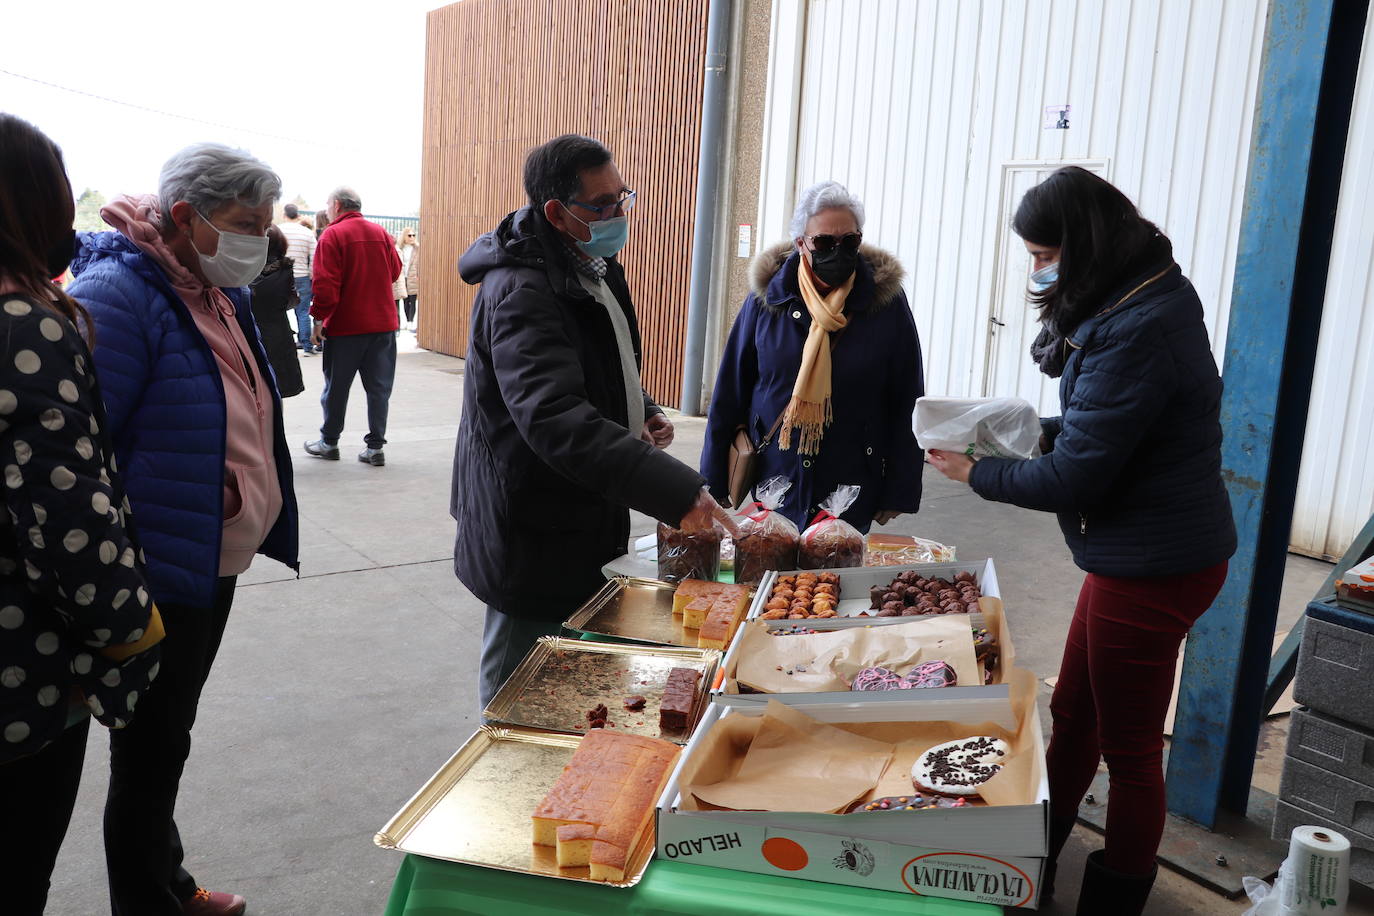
[{"xmin": 1280, "ymin": 825, "xmax": 1350, "ymax": 916}]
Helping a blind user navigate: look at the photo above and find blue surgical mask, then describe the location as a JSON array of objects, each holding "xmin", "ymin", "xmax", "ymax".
[
  {"xmin": 566, "ymin": 207, "xmax": 629, "ymax": 258},
  {"xmin": 1029, "ymin": 262, "xmax": 1058, "ymax": 293}
]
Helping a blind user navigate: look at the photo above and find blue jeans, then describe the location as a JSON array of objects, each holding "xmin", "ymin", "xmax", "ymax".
[
  {"xmin": 319, "ymin": 331, "xmax": 397, "ymax": 449},
  {"xmin": 293, "ymin": 277, "xmax": 313, "ymax": 348}
]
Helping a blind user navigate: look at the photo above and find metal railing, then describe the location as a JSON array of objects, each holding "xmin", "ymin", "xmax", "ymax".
[{"xmin": 301, "ymin": 211, "xmax": 419, "ymax": 240}]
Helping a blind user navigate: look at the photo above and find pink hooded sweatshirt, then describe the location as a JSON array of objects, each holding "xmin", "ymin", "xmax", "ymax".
[{"xmin": 101, "ymin": 194, "xmax": 282, "ymax": 576}]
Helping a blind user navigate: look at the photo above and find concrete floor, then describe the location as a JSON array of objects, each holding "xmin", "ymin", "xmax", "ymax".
[{"xmin": 44, "ymin": 339, "xmax": 1373, "ymax": 915}]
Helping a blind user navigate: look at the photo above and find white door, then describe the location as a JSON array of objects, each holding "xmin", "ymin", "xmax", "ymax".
[{"xmin": 982, "ymin": 159, "xmax": 1109, "ymax": 414}]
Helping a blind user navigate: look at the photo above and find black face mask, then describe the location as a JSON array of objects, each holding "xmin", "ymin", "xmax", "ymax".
[
  {"xmin": 809, "ymin": 246, "xmax": 858, "ymax": 287},
  {"xmin": 46, "ymin": 229, "xmax": 75, "ymax": 279}
]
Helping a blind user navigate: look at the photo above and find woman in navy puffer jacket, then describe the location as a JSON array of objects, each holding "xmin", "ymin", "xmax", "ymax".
[{"xmin": 929, "ymin": 167, "xmax": 1236, "ymax": 916}]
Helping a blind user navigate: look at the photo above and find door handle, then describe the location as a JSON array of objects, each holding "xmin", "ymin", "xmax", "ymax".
[{"xmin": 989, "ymin": 316, "xmax": 1006, "ymax": 327}]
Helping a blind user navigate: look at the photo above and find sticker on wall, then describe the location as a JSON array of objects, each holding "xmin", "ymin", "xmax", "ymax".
[
  {"xmin": 737, "ymin": 224, "xmax": 753, "ymax": 258},
  {"xmin": 1042, "ymin": 104, "xmax": 1071, "ymax": 130}
]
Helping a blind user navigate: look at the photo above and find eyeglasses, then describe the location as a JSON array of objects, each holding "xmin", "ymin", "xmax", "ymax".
[
  {"xmin": 566, "ymin": 190, "xmax": 637, "ymax": 218},
  {"xmin": 805, "ymin": 232, "xmax": 863, "ymax": 253}
]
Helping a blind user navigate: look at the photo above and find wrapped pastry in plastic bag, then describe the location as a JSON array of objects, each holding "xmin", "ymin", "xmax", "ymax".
[
  {"xmin": 915, "ymin": 396, "xmax": 1042, "ymax": 459},
  {"xmin": 733, "ymin": 477, "xmax": 800, "ymax": 586},
  {"xmin": 657, "ymin": 519, "xmax": 723, "ymax": 584},
  {"xmin": 798, "ymin": 484, "xmax": 865, "ymax": 569}
]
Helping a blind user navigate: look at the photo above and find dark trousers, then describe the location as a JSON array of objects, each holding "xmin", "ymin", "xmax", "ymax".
[
  {"xmin": 319, "ymin": 331, "xmax": 397, "ymax": 450},
  {"xmin": 0, "ymin": 716, "xmax": 91, "ymax": 915},
  {"xmin": 105, "ymin": 576, "xmax": 238, "ymax": 915},
  {"xmin": 478, "ymin": 606, "xmax": 562, "ymax": 716},
  {"xmin": 402, "ymin": 295, "xmax": 417, "ymax": 324},
  {"xmin": 1046, "ymin": 561, "xmax": 1227, "ymax": 876}
]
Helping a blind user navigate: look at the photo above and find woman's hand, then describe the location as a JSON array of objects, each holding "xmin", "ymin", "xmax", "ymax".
[
  {"xmin": 873, "ymin": 510, "xmax": 902, "ymax": 525},
  {"xmin": 927, "ymin": 449, "xmax": 975, "ymax": 484}
]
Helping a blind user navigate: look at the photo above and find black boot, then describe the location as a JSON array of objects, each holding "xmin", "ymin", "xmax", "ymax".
[
  {"xmin": 1076, "ymin": 849, "xmax": 1157, "ymax": 916},
  {"xmin": 1040, "ymin": 814, "xmax": 1077, "ymax": 900}
]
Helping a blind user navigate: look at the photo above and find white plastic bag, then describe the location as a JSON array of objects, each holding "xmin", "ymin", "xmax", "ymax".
[
  {"xmin": 1242, "ymin": 858, "xmax": 1291, "ymax": 916},
  {"xmin": 915, "ymin": 396, "xmax": 1043, "ymax": 459}
]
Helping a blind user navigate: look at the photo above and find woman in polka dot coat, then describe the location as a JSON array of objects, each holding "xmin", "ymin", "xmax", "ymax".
[{"xmin": 0, "ymin": 114, "xmax": 164, "ymax": 915}]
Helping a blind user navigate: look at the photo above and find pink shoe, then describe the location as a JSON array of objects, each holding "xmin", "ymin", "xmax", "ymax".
[{"xmin": 182, "ymin": 887, "xmax": 247, "ymax": 916}]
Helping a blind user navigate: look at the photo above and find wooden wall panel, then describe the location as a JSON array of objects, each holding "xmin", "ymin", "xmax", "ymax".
[{"xmin": 419, "ymin": 0, "xmax": 709, "ymax": 408}]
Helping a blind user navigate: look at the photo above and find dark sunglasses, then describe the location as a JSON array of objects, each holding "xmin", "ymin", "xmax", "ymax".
[{"xmin": 806, "ymin": 232, "xmax": 863, "ymax": 253}]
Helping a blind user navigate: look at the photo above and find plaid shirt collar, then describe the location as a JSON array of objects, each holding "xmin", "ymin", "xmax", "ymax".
[{"xmin": 561, "ymin": 238, "xmax": 608, "ymax": 280}]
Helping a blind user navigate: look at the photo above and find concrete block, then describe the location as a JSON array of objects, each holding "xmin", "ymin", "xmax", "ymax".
[
  {"xmin": 1288, "ymin": 708, "xmax": 1374, "ymax": 790},
  {"xmin": 1272, "ymin": 799, "xmax": 1374, "ymax": 889},
  {"xmin": 1294, "ymin": 617, "xmax": 1374, "ymax": 732},
  {"xmin": 1280, "ymin": 755, "xmax": 1374, "ymax": 837}
]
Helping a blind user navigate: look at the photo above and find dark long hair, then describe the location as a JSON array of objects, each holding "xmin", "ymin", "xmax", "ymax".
[
  {"xmin": 0, "ymin": 114, "xmax": 91, "ymax": 342},
  {"xmin": 1013, "ymin": 166, "xmax": 1172, "ymax": 332}
]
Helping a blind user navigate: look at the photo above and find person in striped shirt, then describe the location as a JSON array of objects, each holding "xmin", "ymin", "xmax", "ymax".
[{"xmin": 277, "ymin": 204, "xmax": 317, "ymax": 354}]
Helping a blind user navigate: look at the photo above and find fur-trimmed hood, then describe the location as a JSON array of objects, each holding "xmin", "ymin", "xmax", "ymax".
[{"xmin": 749, "ymin": 239, "xmax": 906, "ymax": 309}]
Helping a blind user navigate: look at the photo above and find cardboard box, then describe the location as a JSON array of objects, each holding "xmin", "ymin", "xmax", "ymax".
[
  {"xmin": 717, "ymin": 559, "xmax": 1012, "ymax": 697},
  {"xmin": 654, "ymin": 690, "xmax": 1049, "ymax": 908},
  {"xmin": 744, "ymin": 559, "xmax": 1001, "ymax": 624}
]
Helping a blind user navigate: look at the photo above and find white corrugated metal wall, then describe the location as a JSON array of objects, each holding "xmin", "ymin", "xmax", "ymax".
[
  {"xmin": 755, "ymin": 0, "xmax": 1374, "ymax": 558},
  {"xmin": 771, "ymin": 0, "xmax": 1266, "ymax": 407},
  {"xmin": 1290, "ymin": 16, "xmax": 1374, "ymax": 560}
]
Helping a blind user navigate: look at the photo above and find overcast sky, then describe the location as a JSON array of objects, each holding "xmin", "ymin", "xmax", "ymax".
[{"xmin": 2, "ymin": 0, "xmax": 450, "ymax": 215}]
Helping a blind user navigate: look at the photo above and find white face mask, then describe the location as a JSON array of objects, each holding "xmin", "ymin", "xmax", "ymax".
[{"xmin": 192, "ymin": 210, "xmax": 268, "ymax": 287}]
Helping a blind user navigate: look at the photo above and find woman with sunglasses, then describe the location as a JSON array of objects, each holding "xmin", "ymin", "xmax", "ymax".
[
  {"xmin": 394, "ymin": 227, "xmax": 419, "ymax": 331},
  {"xmin": 701, "ymin": 180, "xmax": 924, "ymax": 531},
  {"xmin": 927, "ymin": 166, "xmax": 1235, "ymax": 914}
]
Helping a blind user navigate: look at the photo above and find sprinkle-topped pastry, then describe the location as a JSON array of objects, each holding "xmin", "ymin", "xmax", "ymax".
[
  {"xmin": 911, "ymin": 736, "xmax": 1010, "ymax": 797},
  {"xmin": 846, "ymin": 794, "xmax": 970, "ymax": 812},
  {"xmin": 850, "ymin": 662, "xmax": 958, "ymax": 691}
]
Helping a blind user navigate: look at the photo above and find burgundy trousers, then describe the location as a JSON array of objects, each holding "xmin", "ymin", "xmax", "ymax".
[{"xmin": 1046, "ymin": 561, "xmax": 1228, "ymax": 876}]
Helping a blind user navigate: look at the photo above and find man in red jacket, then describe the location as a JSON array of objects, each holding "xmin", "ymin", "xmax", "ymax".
[{"xmin": 304, "ymin": 186, "xmax": 402, "ymax": 465}]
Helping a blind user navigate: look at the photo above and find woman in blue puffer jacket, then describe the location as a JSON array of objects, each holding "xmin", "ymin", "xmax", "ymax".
[{"xmin": 928, "ymin": 167, "xmax": 1236, "ymax": 916}]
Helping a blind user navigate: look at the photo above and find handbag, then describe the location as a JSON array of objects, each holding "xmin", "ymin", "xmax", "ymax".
[{"xmin": 726, "ymin": 412, "xmax": 786, "ymax": 509}]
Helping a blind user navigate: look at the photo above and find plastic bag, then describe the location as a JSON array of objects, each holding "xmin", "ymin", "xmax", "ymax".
[
  {"xmin": 657, "ymin": 520, "xmax": 723, "ymax": 584},
  {"xmin": 733, "ymin": 477, "xmax": 800, "ymax": 586},
  {"xmin": 915, "ymin": 396, "xmax": 1043, "ymax": 459},
  {"xmin": 798, "ymin": 484, "xmax": 865, "ymax": 569},
  {"xmin": 864, "ymin": 534, "xmax": 956, "ymax": 566},
  {"xmin": 1242, "ymin": 858, "xmax": 1291, "ymax": 916}
]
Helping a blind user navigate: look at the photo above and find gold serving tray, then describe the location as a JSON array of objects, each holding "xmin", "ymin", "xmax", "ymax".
[
  {"xmin": 374, "ymin": 726, "xmax": 655, "ymax": 888},
  {"xmin": 563, "ymin": 576, "xmax": 700, "ymax": 647},
  {"xmin": 484, "ymin": 637, "xmax": 719, "ymax": 743}
]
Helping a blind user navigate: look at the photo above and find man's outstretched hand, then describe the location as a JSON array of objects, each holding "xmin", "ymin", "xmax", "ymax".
[{"xmin": 678, "ymin": 488, "xmax": 740, "ymax": 538}]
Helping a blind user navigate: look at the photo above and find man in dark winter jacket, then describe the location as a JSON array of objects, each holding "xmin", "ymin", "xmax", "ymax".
[{"xmin": 452, "ymin": 135, "xmax": 735, "ymax": 710}]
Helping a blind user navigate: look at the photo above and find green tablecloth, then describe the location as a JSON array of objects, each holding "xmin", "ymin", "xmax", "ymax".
[{"xmin": 385, "ymin": 854, "xmax": 1003, "ymax": 915}]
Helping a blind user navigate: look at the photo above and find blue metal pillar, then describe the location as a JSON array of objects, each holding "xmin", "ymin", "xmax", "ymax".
[{"xmin": 1166, "ymin": 0, "xmax": 1369, "ymax": 828}]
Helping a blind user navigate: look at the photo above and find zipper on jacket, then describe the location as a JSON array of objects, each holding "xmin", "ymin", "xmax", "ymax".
[{"xmin": 1079, "ymin": 514, "xmax": 1087, "ymax": 535}]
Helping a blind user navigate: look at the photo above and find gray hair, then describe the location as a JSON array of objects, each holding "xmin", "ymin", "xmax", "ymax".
[
  {"xmin": 328, "ymin": 186, "xmax": 362, "ymax": 212},
  {"xmin": 789, "ymin": 180, "xmax": 865, "ymax": 239},
  {"xmin": 158, "ymin": 143, "xmax": 281, "ymax": 226}
]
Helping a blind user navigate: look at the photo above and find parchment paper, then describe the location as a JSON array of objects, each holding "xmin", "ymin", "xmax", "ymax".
[{"xmin": 733, "ymin": 615, "xmax": 980, "ymax": 692}]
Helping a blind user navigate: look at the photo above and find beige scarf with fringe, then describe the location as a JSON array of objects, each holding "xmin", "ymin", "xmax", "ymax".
[{"xmin": 778, "ymin": 256, "xmax": 855, "ymax": 454}]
